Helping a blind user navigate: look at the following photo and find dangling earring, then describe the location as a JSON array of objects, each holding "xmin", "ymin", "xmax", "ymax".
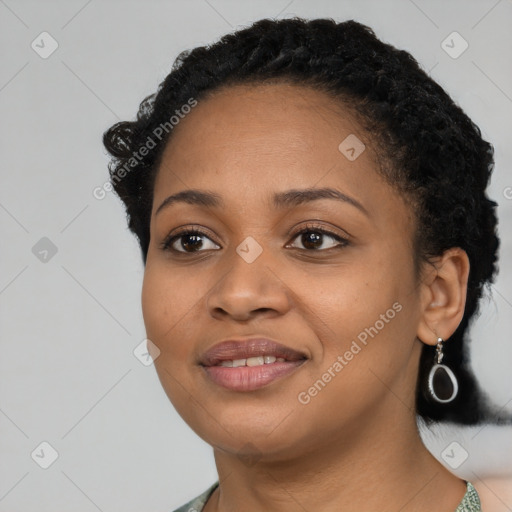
[{"xmin": 427, "ymin": 337, "xmax": 458, "ymax": 403}]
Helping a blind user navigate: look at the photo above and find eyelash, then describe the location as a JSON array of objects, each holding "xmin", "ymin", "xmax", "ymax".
[{"xmin": 160, "ymin": 223, "xmax": 350, "ymax": 254}]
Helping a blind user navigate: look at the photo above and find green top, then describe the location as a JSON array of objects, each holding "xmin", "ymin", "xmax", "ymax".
[{"xmin": 172, "ymin": 480, "xmax": 481, "ymax": 511}]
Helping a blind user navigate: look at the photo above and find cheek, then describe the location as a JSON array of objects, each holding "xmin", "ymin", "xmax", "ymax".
[
  {"xmin": 141, "ymin": 264, "xmax": 201, "ymax": 409},
  {"xmin": 141, "ymin": 263, "xmax": 192, "ymax": 355},
  {"xmin": 296, "ymin": 278, "xmax": 417, "ymax": 423},
  {"xmin": 313, "ymin": 251, "xmax": 417, "ymax": 367},
  {"xmin": 141, "ymin": 266, "xmax": 167, "ymax": 340},
  {"xmin": 316, "ymin": 259, "xmax": 398, "ymax": 322}
]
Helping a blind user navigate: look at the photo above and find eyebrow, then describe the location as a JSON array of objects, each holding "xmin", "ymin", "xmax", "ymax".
[{"xmin": 155, "ymin": 187, "xmax": 369, "ymax": 216}]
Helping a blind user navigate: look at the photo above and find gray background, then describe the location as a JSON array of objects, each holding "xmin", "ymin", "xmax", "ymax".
[{"xmin": 1, "ymin": 0, "xmax": 511, "ymax": 510}]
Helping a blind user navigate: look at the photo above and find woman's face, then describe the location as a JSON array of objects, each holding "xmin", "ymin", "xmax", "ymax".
[{"xmin": 142, "ymin": 83, "xmax": 426, "ymax": 460}]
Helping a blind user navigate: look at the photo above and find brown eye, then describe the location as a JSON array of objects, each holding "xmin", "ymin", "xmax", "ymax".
[
  {"xmin": 288, "ymin": 227, "xmax": 349, "ymax": 251},
  {"xmin": 162, "ymin": 230, "xmax": 220, "ymax": 253}
]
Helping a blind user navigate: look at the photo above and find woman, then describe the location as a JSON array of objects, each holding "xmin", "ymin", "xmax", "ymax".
[{"xmin": 103, "ymin": 17, "xmax": 499, "ymax": 511}]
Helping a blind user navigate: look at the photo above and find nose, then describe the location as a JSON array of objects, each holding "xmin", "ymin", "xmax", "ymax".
[{"xmin": 206, "ymin": 246, "xmax": 291, "ymax": 322}]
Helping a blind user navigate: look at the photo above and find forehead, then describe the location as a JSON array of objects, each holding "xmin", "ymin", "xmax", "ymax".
[
  {"xmin": 154, "ymin": 82, "xmax": 375, "ymax": 193},
  {"xmin": 150, "ymin": 82, "xmax": 414, "ymax": 245},
  {"xmin": 166, "ymin": 82, "xmax": 356, "ymax": 143}
]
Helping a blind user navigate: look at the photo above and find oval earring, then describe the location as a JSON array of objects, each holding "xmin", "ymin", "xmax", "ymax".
[{"xmin": 427, "ymin": 337, "xmax": 458, "ymax": 403}]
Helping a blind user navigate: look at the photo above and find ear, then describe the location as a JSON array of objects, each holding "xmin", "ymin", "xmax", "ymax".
[{"xmin": 416, "ymin": 248, "xmax": 470, "ymax": 346}]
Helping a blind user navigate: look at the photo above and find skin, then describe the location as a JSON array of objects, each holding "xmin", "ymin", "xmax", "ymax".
[
  {"xmin": 476, "ymin": 477, "xmax": 512, "ymax": 511},
  {"xmin": 141, "ymin": 83, "xmax": 471, "ymax": 512}
]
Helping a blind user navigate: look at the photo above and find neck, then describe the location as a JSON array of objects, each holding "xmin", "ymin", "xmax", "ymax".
[{"xmin": 205, "ymin": 403, "xmax": 467, "ymax": 512}]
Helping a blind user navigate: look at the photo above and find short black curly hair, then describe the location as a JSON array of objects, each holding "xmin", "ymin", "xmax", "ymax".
[{"xmin": 103, "ymin": 17, "xmax": 500, "ymax": 425}]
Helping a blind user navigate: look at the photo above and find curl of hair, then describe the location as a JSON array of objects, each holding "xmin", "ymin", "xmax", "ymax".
[{"xmin": 103, "ymin": 17, "xmax": 500, "ymax": 424}]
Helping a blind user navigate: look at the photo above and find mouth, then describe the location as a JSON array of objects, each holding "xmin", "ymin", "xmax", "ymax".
[{"xmin": 199, "ymin": 338, "xmax": 308, "ymax": 392}]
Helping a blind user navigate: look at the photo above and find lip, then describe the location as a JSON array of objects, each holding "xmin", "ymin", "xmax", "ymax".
[{"xmin": 199, "ymin": 338, "xmax": 308, "ymax": 392}]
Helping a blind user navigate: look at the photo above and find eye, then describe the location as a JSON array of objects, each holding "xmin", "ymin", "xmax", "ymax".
[
  {"xmin": 160, "ymin": 223, "xmax": 349, "ymax": 255},
  {"xmin": 287, "ymin": 224, "xmax": 349, "ymax": 251},
  {"xmin": 161, "ymin": 229, "xmax": 220, "ymax": 253}
]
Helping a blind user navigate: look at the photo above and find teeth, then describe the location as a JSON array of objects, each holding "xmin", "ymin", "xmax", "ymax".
[
  {"xmin": 247, "ymin": 356, "xmax": 265, "ymax": 367},
  {"xmin": 218, "ymin": 355, "xmax": 284, "ymax": 367}
]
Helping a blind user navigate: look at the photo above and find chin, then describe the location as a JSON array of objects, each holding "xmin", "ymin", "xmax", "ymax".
[{"xmin": 200, "ymin": 410, "xmax": 307, "ymax": 457}]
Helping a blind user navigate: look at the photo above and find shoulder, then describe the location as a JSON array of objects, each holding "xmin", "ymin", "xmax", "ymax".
[
  {"xmin": 472, "ymin": 477, "xmax": 512, "ymax": 512},
  {"xmin": 171, "ymin": 482, "xmax": 219, "ymax": 512}
]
